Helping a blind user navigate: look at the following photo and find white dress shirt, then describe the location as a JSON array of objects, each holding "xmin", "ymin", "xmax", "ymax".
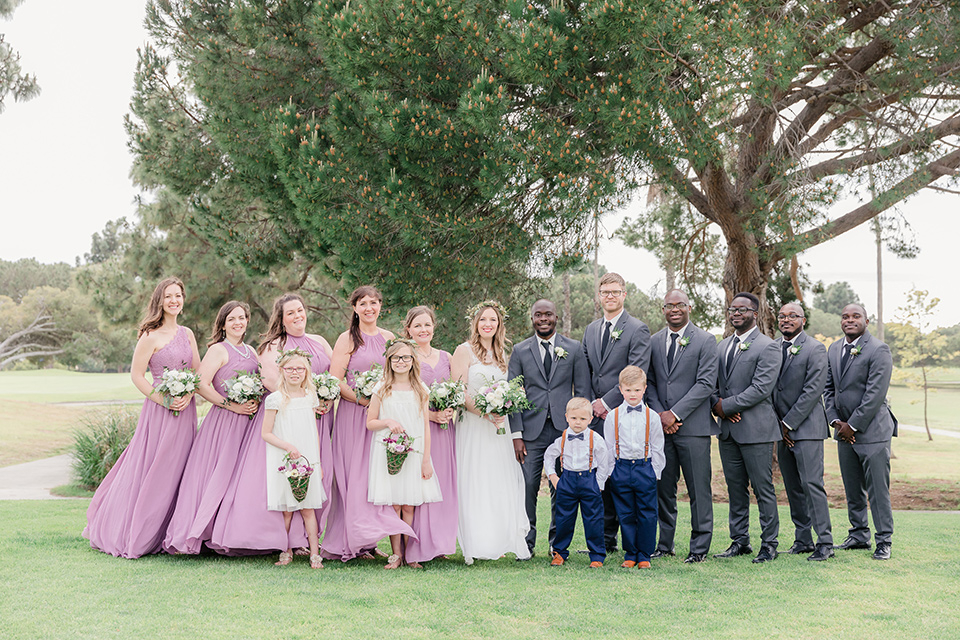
[
  {"xmin": 602, "ymin": 402, "xmax": 665, "ymax": 479},
  {"xmin": 543, "ymin": 428, "xmax": 612, "ymax": 490}
]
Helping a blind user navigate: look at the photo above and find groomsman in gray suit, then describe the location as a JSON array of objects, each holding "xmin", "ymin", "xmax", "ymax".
[
  {"xmin": 583, "ymin": 272, "xmax": 651, "ymax": 552},
  {"xmin": 824, "ymin": 303, "xmax": 897, "ymax": 560},
  {"xmin": 712, "ymin": 292, "xmax": 782, "ymax": 563},
  {"xmin": 773, "ymin": 302, "xmax": 834, "ymax": 562},
  {"xmin": 646, "ymin": 290, "xmax": 718, "ymax": 564},
  {"xmin": 509, "ymin": 299, "xmax": 591, "ymax": 557}
]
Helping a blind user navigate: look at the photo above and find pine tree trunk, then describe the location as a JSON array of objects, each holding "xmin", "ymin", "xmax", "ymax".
[
  {"xmin": 875, "ymin": 220, "xmax": 884, "ymax": 341},
  {"xmin": 720, "ymin": 238, "xmax": 775, "ymax": 336},
  {"xmin": 562, "ymin": 271, "xmax": 572, "ymax": 335}
]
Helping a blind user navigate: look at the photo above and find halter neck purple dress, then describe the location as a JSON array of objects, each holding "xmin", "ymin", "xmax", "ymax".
[
  {"xmin": 83, "ymin": 326, "xmax": 197, "ymax": 558},
  {"xmin": 208, "ymin": 333, "xmax": 333, "ymax": 555},
  {"xmin": 162, "ymin": 340, "xmax": 260, "ymax": 554},
  {"xmin": 321, "ymin": 331, "xmax": 415, "ymax": 561},
  {"xmin": 405, "ymin": 349, "xmax": 459, "ymax": 563}
]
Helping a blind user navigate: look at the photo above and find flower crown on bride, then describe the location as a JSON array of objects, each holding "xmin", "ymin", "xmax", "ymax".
[
  {"xmin": 465, "ymin": 300, "xmax": 510, "ymax": 323},
  {"xmin": 275, "ymin": 347, "xmax": 314, "ymax": 365}
]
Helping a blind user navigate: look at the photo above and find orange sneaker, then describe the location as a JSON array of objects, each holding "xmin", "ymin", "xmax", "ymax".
[
  {"xmin": 620, "ymin": 560, "xmax": 637, "ymax": 569},
  {"xmin": 638, "ymin": 561, "xmax": 652, "ymax": 569},
  {"xmin": 551, "ymin": 553, "xmax": 565, "ymax": 566},
  {"xmin": 589, "ymin": 561, "xmax": 603, "ymax": 569}
]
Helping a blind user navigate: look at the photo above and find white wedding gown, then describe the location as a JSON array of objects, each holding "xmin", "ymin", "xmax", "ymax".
[{"xmin": 456, "ymin": 355, "xmax": 530, "ymax": 564}]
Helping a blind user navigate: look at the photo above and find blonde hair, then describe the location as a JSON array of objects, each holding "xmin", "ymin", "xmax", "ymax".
[
  {"xmin": 468, "ymin": 303, "xmax": 509, "ymax": 372},
  {"xmin": 619, "ymin": 365, "xmax": 646, "ymax": 387},
  {"xmin": 377, "ymin": 339, "xmax": 429, "ymax": 408},
  {"xmin": 566, "ymin": 397, "xmax": 592, "ymax": 414},
  {"xmin": 599, "ymin": 272, "xmax": 626, "ymax": 289},
  {"xmin": 275, "ymin": 352, "xmax": 316, "ymax": 409}
]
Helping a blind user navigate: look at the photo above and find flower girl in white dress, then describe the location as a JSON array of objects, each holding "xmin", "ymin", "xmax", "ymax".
[{"xmin": 366, "ymin": 338, "xmax": 442, "ymax": 569}]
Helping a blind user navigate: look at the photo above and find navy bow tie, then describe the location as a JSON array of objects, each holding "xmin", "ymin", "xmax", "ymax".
[
  {"xmin": 626, "ymin": 405, "xmax": 644, "ymax": 413},
  {"xmin": 567, "ymin": 433, "xmax": 585, "ymax": 441}
]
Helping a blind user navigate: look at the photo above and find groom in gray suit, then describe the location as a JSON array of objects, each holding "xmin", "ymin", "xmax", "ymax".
[
  {"xmin": 646, "ymin": 289, "xmax": 718, "ymax": 564},
  {"xmin": 583, "ymin": 272, "xmax": 651, "ymax": 552},
  {"xmin": 773, "ymin": 302, "xmax": 833, "ymax": 561},
  {"xmin": 712, "ymin": 292, "xmax": 781, "ymax": 563},
  {"xmin": 509, "ymin": 299, "xmax": 591, "ymax": 556},
  {"xmin": 824, "ymin": 303, "xmax": 897, "ymax": 560}
]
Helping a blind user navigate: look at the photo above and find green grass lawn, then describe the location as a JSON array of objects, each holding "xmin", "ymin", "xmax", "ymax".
[
  {"xmin": 1, "ymin": 500, "xmax": 958, "ymax": 640},
  {"xmin": 0, "ymin": 369, "xmax": 141, "ymax": 403},
  {"xmin": 887, "ymin": 384, "xmax": 960, "ymax": 432}
]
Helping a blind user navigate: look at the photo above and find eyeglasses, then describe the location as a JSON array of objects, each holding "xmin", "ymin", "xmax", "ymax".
[
  {"xmin": 663, "ymin": 303, "xmax": 688, "ymax": 311},
  {"xmin": 777, "ymin": 313, "xmax": 804, "ymax": 320},
  {"xmin": 727, "ymin": 307, "xmax": 757, "ymax": 315},
  {"xmin": 390, "ymin": 355, "xmax": 414, "ymax": 363},
  {"xmin": 282, "ymin": 367, "xmax": 307, "ymax": 373},
  {"xmin": 599, "ymin": 290, "xmax": 624, "ymax": 298}
]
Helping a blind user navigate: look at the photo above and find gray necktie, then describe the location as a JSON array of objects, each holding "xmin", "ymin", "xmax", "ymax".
[
  {"xmin": 725, "ymin": 336, "xmax": 740, "ymax": 374},
  {"xmin": 600, "ymin": 321, "xmax": 611, "ymax": 355},
  {"xmin": 667, "ymin": 333, "xmax": 678, "ymax": 370},
  {"xmin": 541, "ymin": 341, "xmax": 553, "ymax": 377}
]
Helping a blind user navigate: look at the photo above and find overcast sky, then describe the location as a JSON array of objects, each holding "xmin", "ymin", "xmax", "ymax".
[{"xmin": 2, "ymin": 1, "xmax": 958, "ymax": 328}]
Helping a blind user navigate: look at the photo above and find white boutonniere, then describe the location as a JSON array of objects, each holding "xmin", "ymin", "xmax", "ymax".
[
  {"xmin": 554, "ymin": 346, "xmax": 568, "ymax": 359},
  {"xmin": 610, "ymin": 328, "xmax": 624, "ymax": 341},
  {"xmin": 738, "ymin": 341, "xmax": 751, "ymax": 352},
  {"xmin": 678, "ymin": 336, "xmax": 690, "ymax": 348},
  {"xmin": 788, "ymin": 344, "xmax": 802, "ymax": 356},
  {"xmin": 850, "ymin": 345, "xmax": 862, "ymax": 357}
]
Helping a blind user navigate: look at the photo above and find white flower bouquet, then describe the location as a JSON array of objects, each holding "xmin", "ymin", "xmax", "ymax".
[
  {"xmin": 352, "ymin": 364, "xmax": 383, "ymax": 402},
  {"xmin": 472, "ymin": 376, "xmax": 535, "ymax": 435},
  {"xmin": 155, "ymin": 367, "xmax": 201, "ymax": 416},
  {"xmin": 313, "ymin": 371, "xmax": 342, "ymax": 402},
  {"xmin": 224, "ymin": 370, "xmax": 265, "ymax": 420},
  {"xmin": 428, "ymin": 379, "xmax": 466, "ymax": 428}
]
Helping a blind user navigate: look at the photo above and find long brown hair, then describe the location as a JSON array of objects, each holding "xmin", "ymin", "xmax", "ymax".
[
  {"xmin": 138, "ymin": 277, "xmax": 185, "ymax": 338},
  {"xmin": 348, "ymin": 285, "xmax": 383, "ymax": 354},
  {"xmin": 403, "ymin": 305, "xmax": 436, "ymax": 339},
  {"xmin": 377, "ymin": 339, "xmax": 429, "ymax": 408},
  {"xmin": 207, "ymin": 301, "xmax": 251, "ymax": 347},
  {"xmin": 258, "ymin": 293, "xmax": 306, "ymax": 355},
  {"xmin": 469, "ymin": 303, "xmax": 509, "ymax": 372}
]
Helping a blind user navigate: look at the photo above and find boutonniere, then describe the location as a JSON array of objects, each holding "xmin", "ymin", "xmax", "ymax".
[
  {"xmin": 788, "ymin": 344, "xmax": 802, "ymax": 356},
  {"xmin": 610, "ymin": 328, "xmax": 624, "ymax": 342},
  {"xmin": 554, "ymin": 346, "xmax": 568, "ymax": 359},
  {"xmin": 678, "ymin": 336, "xmax": 690, "ymax": 348},
  {"xmin": 850, "ymin": 345, "xmax": 862, "ymax": 357},
  {"xmin": 738, "ymin": 341, "xmax": 751, "ymax": 352}
]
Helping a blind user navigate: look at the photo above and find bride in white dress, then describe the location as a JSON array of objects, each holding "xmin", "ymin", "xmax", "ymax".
[{"xmin": 451, "ymin": 301, "xmax": 530, "ymax": 564}]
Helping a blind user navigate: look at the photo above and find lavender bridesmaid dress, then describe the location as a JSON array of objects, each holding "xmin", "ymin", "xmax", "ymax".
[
  {"xmin": 321, "ymin": 331, "xmax": 415, "ymax": 561},
  {"xmin": 405, "ymin": 350, "xmax": 458, "ymax": 563},
  {"xmin": 162, "ymin": 341, "xmax": 260, "ymax": 554},
  {"xmin": 83, "ymin": 326, "xmax": 197, "ymax": 558}
]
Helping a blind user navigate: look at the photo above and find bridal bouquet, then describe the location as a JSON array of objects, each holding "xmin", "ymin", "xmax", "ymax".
[
  {"xmin": 428, "ymin": 379, "xmax": 466, "ymax": 428},
  {"xmin": 224, "ymin": 371, "xmax": 265, "ymax": 420},
  {"xmin": 382, "ymin": 432, "xmax": 416, "ymax": 475},
  {"xmin": 313, "ymin": 372, "xmax": 342, "ymax": 402},
  {"xmin": 278, "ymin": 454, "xmax": 315, "ymax": 502},
  {"xmin": 155, "ymin": 367, "xmax": 201, "ymax": 416},
  {"xmin": 473, "ymin": 376, "xmax": 535, "ymax": 435},
  {"xmin": 353, "ymin": 364, "xmax": 383, "ymax": 402}
]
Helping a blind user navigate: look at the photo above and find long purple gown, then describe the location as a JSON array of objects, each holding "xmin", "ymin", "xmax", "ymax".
[
  {"xmin": 162, "ymin": 341, "xmax": 260, "ymax": 554},
  {"xmin": 405, "ymin": 350, "xmax": 458, "ymax": 563},
  {"xmin": 207, "ymin": 334, "xmax": 333, "ymax": 555},
  {"xmin": 321, "ymin": 331, "xmax": 415, "ymax": 561},
  {"xmin": 83, "ymin": 326, "xmax": 197, "ymax": 558}
]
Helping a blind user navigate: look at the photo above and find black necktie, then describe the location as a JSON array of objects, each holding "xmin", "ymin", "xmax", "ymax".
[
  {"xmin": 841, "ymin": 343, "xmax": 852, "ymax": 371},
  {"xmin": 567, "ymin": 432, "xmax": 584, "ymax": 441},
  {"xmin": 600, "ymin": 321, "xmax": 611, "ymax": 355},
  {"xmin": 667, "ymin": 333, "xmax": 678, "ymax": 369},
  {"xmin": 541, "ymin": 341, "xmax": 552, "ymax": 377},
  {"xmin": 781, "ymin": 341, "xmax": 790, "ymax": 373},
  {"xmin": 626, "ymin": 405, "xmax": 643, "ymax": 413},
  {"xmin": 725, "ymin": 336, "xmax": 740, "ymax": 374}
]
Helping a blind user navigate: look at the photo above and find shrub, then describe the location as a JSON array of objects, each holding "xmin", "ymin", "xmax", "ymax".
[{"xmin": 71, "ymin": 408, "xmax": 138, "ymax": 490}]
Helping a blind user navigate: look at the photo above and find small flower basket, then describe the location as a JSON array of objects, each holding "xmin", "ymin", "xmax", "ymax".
[
  {"xmin": 382, "ymin": 432, "xmax": 415, "ymax": 475},
  {"xmin": 278, "ymin": 454, "xmax": 315, "ymax": 502}
]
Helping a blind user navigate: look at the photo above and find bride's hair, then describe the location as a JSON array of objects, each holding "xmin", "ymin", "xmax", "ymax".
[
  {"xmin": 378, "ymin": 339, "xmax": 429, "ymax": 408},
  {"xmin": 468, "ymin": 303, "xmax": 509, "ymax": 372}
]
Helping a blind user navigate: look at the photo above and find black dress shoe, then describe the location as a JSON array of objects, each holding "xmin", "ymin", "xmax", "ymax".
[
  {"xmin": 872, "ymin": 542, "xmax": 891, "ymax": 560},
  {"xmin": 752, "ymin": 544, "xmax": 778, "ymax": 563},
  {"xmin": 713, "ymin": 541, "xmax": 753, "ymax": 558},
  {"xmin": 807, "ymin": 545, "xmax": 835, "ymax": 561},
  {"xmin": 516, "ymin": 550, "xmax": 535, "ymax": 561},
  {"xmin": 836, "ymin": 536, "xmax": 871, "ymax": 550},
  {"xmin": 651, "ymin": 549, "xmax": 675, "ymax": 559},
  {"xmin": 683, "ymin": 553, "xmax": 707, "ymax": 564},
  {"xmin": 787, "ymin": 541, "xmax": 816, "ymax": 554}
]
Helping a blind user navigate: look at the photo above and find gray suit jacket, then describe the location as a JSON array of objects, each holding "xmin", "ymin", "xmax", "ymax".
[
  {"xmin": 773, "ymin": 331, "xmax": 829, "ymax": 440},
  {"xmin": 508, "ymin": 333, "xmax": 591, "ymax": 440},
  {"xmin": 583, "ymin": 311, "xmax": 651, "ymax": 419},
  {"xmin": 646, "ymin": 323, "xmax": 719, "ymax": 437},
  {"xmin": 823, "ymin": 329, "xmax": 898, "ymax": 445},
  {"xmin": 714, "ymin": 327, "xmax": 781, "ymax": 444}
]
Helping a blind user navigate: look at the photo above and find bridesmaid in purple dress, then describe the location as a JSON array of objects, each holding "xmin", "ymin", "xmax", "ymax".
[
  {"xmin": 162, "ymin": 301, "xmax": 260, "ymax": 554},
  {"xmin": 84, "ymin": 277, "xmax": 201, "ymax": 558},
  {"xmin": 402, "ymin": 306, "xmax": 458, "ymax": 567},
  {"xmin": 208, "ymin": 293, "xmax": 333, "ymax": 555},
  {"xmin": 321, "ymin": 285, "xmax": 415, "ymax": 561}
]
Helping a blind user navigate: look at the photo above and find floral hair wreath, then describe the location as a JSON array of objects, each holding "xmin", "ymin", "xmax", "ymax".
[
  {"xmin": 383, "ymin": 337, "xmax": 418, "ymax": 356},
  {"xmin": 275, "ymin": 347, "xmax": 314, "ymax": 365},
  {"xmin": 465, "ymin": 299, "xmax": 510, "ymax": 323}
]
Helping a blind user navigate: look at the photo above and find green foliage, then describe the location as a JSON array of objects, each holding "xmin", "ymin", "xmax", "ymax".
[
  {"xmin": 805, "ymin": 307, "xmax": 842, "ymax": 342},
  {"xmin": 0, "ymin": 258, "xmax": 72, "ymax": 302},
  {"xmin": 0, "ymin": 0, "xmax": 39, "ymax": 114},
  {"xmin": 70, "ymin": 408, "xmax": 138, "ymax": 490},
  {"xmin": 815, "ymin": 281, "xmax": 861, "ymax": 316}
]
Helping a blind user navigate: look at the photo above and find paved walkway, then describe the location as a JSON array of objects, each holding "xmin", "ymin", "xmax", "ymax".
[{"xmin": 0, "ymin": 454, "xmax": 75, "ymax": 500}]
